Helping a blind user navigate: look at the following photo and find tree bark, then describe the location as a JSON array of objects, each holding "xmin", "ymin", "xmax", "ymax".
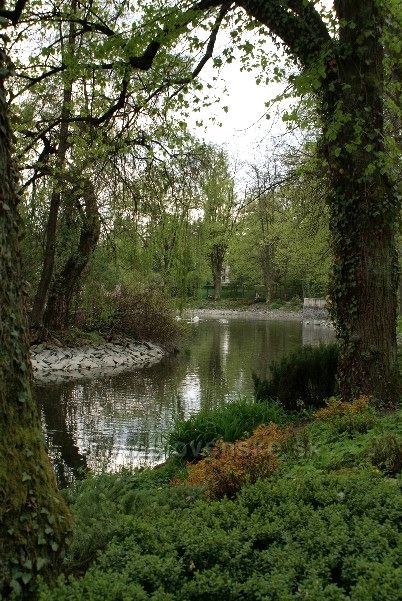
[
  {"xmin": 210, "ymin": 243, "xmax": 226, "ymax": 300},
  {"xmin": 237, "ymin": 0, "xmax": 399, "ymax": 403},
  {"xmin": 44, "ymin": 177, "xmax": 101, "ymax": 329},
  {"xmin": 321, "ymin": 0, "xmax": 399, "ymax": 403},
  {"xmin": 260, "ymin": 243, "xmax": 275, "ymax": 304},
  {"xmin": 0, "ymin": 44, "xmax": 71, "ymax": 596}
]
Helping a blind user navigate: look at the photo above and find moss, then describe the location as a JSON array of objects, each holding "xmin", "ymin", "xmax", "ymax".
[{"xmin": 0, "ymin": 64, "xmax": 71, "ymax": 597}]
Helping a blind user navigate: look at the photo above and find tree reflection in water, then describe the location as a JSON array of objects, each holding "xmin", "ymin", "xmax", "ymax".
[{"xmin": 35, "ymin": 319, "xmax": 334, "ymax": 482}]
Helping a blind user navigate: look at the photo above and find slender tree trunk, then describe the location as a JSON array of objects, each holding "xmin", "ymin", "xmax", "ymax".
[
  {"xmin": 322, "ymin": 0, "xmax": 399, "ymax": 403},
  {"xmin": 210, "ymin": 243, "xmax": 226, "ymax": 300},
  {"xmin": 261, "ymin": 243, "xmax": 275, "ymax": 304},
  {"xmin": 31, "ymin": 2, "xmax": 76, "ymax": 330},
  {"xmin": 44, "ymin": 177, "xmax": 100, "ymax": 329},
  {"xmin": 0, "ymin": 44, "xmax": 71, "ymax": 596},
  {"xmin": 399, "ymin": 244, "xmax": 402, "ymax": 316}
]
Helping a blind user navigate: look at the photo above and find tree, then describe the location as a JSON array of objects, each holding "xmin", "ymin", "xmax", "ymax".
[
  {"xmin": 180, "ymin": 0, "xmax": 400, "ymax": 403},
  {"xmin": 201, "ymin": 149, "xmax": 240, "ymax": 300},
  {"xmin": 14, "ymin": 1, "xmax": 400, "ymax": 399},
  {"xmin": 237, "ymin": 146, "xmax": 331, "ymax": 301},
  {"xmin": 0, "ymin": 5, "xmax": 71, "ymax": 594}
]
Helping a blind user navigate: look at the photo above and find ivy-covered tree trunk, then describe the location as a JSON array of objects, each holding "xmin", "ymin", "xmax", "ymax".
[
  {"xmin": 0, "ymin": 45, "xmax": 71, "ymax": 596},
  {"xmin": 210, "ymin": 243, "xmax": 226, "ymax": 300},
  {"xmin": 322, "ymin": 0, "xmax": 399, "ymax": 403},
  {"xmin": 44, "ymin": 177, "xmax": 100, "ymax": 329}
]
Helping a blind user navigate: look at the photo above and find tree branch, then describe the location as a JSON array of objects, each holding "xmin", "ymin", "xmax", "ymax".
[{"xmin": 0, "ymin": 0, "xmax": 29, "ymax": 25}]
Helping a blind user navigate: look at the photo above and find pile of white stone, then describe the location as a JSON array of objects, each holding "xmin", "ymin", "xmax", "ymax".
[{"xmin": 31, "ymin": 340, "xmax": 166, "ymax": 382}]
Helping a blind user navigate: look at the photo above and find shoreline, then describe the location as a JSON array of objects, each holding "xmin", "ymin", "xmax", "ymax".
[
  {"xmin": 31, "ymin": 339, "xmax": 166, "ymax": 383},
  {"xmin": 184, "ymin": 307, "xmax": 333, "ymax": 327},
  {"xmin": 31, "ymin": 310, "xmax": 337, "ymax": 383}
]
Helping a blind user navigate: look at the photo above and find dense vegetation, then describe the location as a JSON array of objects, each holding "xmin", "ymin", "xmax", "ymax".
[
  {"xmin": 0, "ymin": 0, "xmax": 400, "ymax": 597},
  {"xmin": 38, "ymin": 401, "xmax": 402, "ymax": 601},
  {"xmin": 253, "ymin": 343, "xmax": 339, "ymax": 410}
]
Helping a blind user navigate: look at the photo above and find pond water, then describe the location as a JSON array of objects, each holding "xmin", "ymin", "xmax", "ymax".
[{"xmin": 34, "ymin": 318, "xmax": 334, "ymax": 485}]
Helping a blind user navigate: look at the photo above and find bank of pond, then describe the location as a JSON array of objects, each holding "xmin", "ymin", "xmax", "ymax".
[
  {"xmin": 28, "ymin": 329, "xmax": 401, "ymax": 600},
  {"xmin": 38, "ymin": 395, "xmax": 401, "ymax": 600}
]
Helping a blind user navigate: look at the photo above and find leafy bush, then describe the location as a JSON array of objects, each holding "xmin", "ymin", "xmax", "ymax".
[
  {"xmin": 180, "ymin": 424, "xmax": 291, "ymax": 498},
  {"xmin": 39, "ymin": 470, "xmax": 402, "ymax": 601},
  {"xmin": 167, "ymin": 399, "xmax": 291, "ymax": 461},
  {"xmin": 314, "ymin": 396, "xmax": 377, "ymax": 434},
  {"xmin": 78, "ymin": 285, "xmax": 180, "ymax": 345},
  {"xmin": 268, "ymin": 300, "xmax": 284, "ymax": 310},
  {"xmin": 109, "ymin": 286, "xmax": 180, "ymax": 344},
  {"xmin": 254, "ymin": 343, "xmax": 339, "ymax": 410},
  {"xmin": 366, "ymin": 433, "xmax": 402, "ymax": 476}
]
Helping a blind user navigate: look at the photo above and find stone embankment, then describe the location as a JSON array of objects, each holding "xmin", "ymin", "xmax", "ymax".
[
  {"xmin": 185, "ymin": 306, "xmax": 334, "ymax": 328},
  {"xmin": 31, "ymin": 340, "xmax": 166, "ymax": 383}
]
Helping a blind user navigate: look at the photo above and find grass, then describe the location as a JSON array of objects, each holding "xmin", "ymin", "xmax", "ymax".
[{"xmin": 167, "ymin": 398, "xmax": 294, "ymax": 461}]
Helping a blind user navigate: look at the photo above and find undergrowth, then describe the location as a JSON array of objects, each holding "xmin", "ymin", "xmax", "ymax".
[
  {"xmin": 38, "ymin": 403, "xmax": 402, "ymax": 601},
  {"xmin": 254, "ymin": 343, "xmax": 339, "ymax": 410},
  {"xmin": 167, "ymin": 399, "xmax": 292, "ymax": 461}
]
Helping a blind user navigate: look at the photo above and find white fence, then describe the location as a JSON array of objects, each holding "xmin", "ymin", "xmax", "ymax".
[{"xmin": 303, "ymin": 298, "xmax": 327, "ymax": 310}]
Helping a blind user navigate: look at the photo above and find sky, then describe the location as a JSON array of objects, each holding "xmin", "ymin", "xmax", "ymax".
[
  {"xmin": 185, "ymin": 1, "xmax": 332, "ymax": 168},
  {"xmin": 189, "ymin": 59, "xmax": 290, "ymax": 164},
  {"xmin": 183, "ymin": 31, "xmax": 298, "ymax": 188}
]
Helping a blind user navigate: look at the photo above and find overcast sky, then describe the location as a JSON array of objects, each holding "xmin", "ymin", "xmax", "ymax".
[
  {"xmin": 185, "ymin": 1, "xmax": 332, "ymax": 168},
  {"xmin": 184, "ymin": 33, "xmax": 299, "ymax": 175}
]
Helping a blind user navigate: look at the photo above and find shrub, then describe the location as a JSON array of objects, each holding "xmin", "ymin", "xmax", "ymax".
[
  {"xmin": 167, "ymin": 399, "xmax": 291, "ymax": 462},
  {"xmin": 366, "ymin": 433, "xmax": 402, "ymax": 476},
  {"xmin": 180, "ymin": 423, "xmax": 292, "ymax": 498},
  {"xmin": 314, "ymin": 396, "xmax": 377, "ymax": 434},
  {"xmin": 109, "ymin": 286, "xmax": 180, "ymax": 344},
  {"xmin": 268, "ymin": 300, "xmax": 284, "ymax": 310},
  {"xmin": 39, "ymin": 471, "xmax": 402, "ymax": 601},
  {"xmin": 254, "ymin": 343, "xmax": 339, "ymax": 410},
  {"xmin": 78, "ymin": 285, "xmax": 180, "ymax": 345}
]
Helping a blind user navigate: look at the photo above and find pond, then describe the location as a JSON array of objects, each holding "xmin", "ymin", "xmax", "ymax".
[{"xmin": 34, "ymin": 318, "xmax": 334, "ymax": 485}]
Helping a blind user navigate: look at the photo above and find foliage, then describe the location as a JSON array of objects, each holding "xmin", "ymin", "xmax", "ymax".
[
  {"xmin": 167, "ymin": 398, "xmax": 291, "ymax": 461},
  {"xmin": 366, "ymin": 434, "xmax": 402, "ymax": 477},
  {"xmin": 281, "ymin": 406, "xmax": 402, "ymax": 476},
  {"xmin": 180, "ymin": 424, "xmax": 291, "ymax": 498},
  {"xmin": 39, "ymin": 407, "xmax": 402, "ymax": 601},
  {"xmin": 254, "ymin": 343, "xmax": 339, "ymax": 410},
  {"xmin": 77, "ymin": 285, "xmax": 180, "ymax": 346},
  {"xmin": 313, "ymin": 396, "xmax": 377, "ymax": 435},
  {"xmin": 228, "ymin": 149, "xmax": 331, "ymax": 302}
]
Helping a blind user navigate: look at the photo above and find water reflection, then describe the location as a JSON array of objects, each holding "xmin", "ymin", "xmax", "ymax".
[{"xmin": 35, "ymin": 318, "xmax": 334, "ymax": 483}]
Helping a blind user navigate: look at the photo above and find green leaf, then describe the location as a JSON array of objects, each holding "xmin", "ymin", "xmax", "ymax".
[
  {"xmin": 21, "ymin": 573, "xmax": 32, "ymax": 585},
  {"xmin": 36, "ymin": 557, "xmax": 48, "ymax": 571}
]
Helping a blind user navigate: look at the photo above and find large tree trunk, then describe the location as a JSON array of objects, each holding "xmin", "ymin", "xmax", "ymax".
[
  {"xmin": 0, "ymin": 46, "xmax": 71, "ymax": 596},
  {"xmin": 210, "ymin": 243, "xmax": 226, "ymax": 300},
  {"xmin": 322, "ymin": 0, "xmax": 399, "ymax": 403},
  {"xmin": 30, "ymin": 2, "xmax": 76, "ymax": 330},
  {"xmin": 236, "ymin": 0, "xmax": 399, "ymax": 399},
  {"xmin": 44, "ymin": 177, "xmax": 100, "ymax": 329}
]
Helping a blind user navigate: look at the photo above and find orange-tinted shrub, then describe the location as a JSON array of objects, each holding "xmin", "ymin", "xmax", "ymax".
[
  {"xmin": 314, "ymin": 396, "xmax": 370, "ymax": 420},
  {"xmin": 314, "ymin": 396, "xmax": 376, "ymax": 434},
  {"xmin": 179, "ymin": 424, "xmax": 292, "ymax": 499}
]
